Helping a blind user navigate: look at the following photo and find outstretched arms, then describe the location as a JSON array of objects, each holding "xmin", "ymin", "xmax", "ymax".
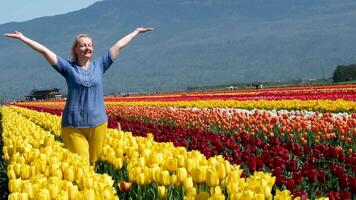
[
  {"xmin": 3, "ymin": 31, "xmax": 57, "ymax": 65},
  {"xmin": 110, "ymin": 27, "xmax": 154, "ymax": 61}
]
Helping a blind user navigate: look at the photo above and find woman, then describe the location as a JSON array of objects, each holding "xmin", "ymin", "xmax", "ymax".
[{"xmin": 4, "ymin": 27, "xmax": 153, "ymax": 167}]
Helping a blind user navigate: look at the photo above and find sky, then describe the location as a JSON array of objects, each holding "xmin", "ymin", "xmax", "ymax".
[{"xmin": 0, "ymin": 0, "xmax": 102, "ymax": 25}]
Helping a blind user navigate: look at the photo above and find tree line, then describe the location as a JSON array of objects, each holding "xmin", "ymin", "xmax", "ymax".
[{"xmin": 333, "ymin": 64, "xmax": 356, "ymax": 82}]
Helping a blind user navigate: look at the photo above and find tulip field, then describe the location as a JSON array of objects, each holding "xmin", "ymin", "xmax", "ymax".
[{"xmin": 1, "ymin": 84, "xmax": 355, "ymax": 199}]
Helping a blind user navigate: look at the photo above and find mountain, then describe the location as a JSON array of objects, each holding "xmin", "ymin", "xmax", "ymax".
[{"xmin": 1, "ymin": 0, "xmax": 356, "ymax": 100}]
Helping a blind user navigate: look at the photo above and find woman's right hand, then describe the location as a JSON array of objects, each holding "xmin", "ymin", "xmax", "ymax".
[
  {"xmin": 3, "ymin": 31, "xmax": 57, "ymax": 65},
  {"xmin": 3, "ymin": 31, "xmax": 24, "ymax": 40}
]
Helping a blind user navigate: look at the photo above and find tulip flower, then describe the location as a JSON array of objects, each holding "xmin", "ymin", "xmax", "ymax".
[
  {"xmin": 159, "ymin": 170, "xmax": 171, "ymax": 186},
  {"xmin": 183, "ymin": 177, "xmax": 194, "ymax": 191},
  {"xmin": 274, "ymin": 189, "xmax": 291, "ymax": 200},
  {"xmin": 206, "ymin": 168, "xmax": 219, "ymax": 187},
  {"xmin": 177, "ymin": 167, "xmax": 188, "ymax": 184},
  {"xmin": 157, "ymin": 186, "xmax": 166, "ymax": 199},
  {"xmin": 191, "ymin": 167, "xmax": 206, "ymax": 184},
  {"xmin": 118, "ymin": 181, "xmax": 132, "ymax": 192},
  {"xmin": 136, "ymin": 172, "xmax": 146, "ymax": 185}
]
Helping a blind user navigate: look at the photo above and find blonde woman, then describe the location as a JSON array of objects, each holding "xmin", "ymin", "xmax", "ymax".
[{"xmin": 4, "ymin": 27, "xmax": 154, "ymax": 167}]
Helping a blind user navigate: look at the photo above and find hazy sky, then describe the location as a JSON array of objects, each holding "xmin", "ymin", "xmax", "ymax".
[{"xmin": 0, "ymin": 0, "xmax": 102, "ymax": 25}]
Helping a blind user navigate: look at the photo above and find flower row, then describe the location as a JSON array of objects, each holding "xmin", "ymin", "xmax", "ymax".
[
  {"xmin": 16, "ymin": 104, "xmax": 355, "ymax": 150},
  {"xmin": 106, "ymin": 106, "xmax": 355, "ymax": 149},
  {"xmin": 17, "ymin": 98, "xmax": 356, "ymax": 112},
  {"xmin": 2, "ymin": 106, "xmax": 303, "ymax": 200},
  {"xmin": 2, "ymin": 106, "xmax": 118, "ymax": 199},
  {"xmin": 104, "ymin": 84, "xmax": 356, "ymax": 102}
]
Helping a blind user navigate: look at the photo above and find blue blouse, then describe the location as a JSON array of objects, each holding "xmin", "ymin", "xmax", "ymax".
[{"xmin": 52, "ymin": 51, "xmax": 113, "ymax": 128}]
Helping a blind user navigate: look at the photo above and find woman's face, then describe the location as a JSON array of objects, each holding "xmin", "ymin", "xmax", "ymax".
[{"xmin": 75, "ymin": 36, "xmax": 93, "ymax": 61}]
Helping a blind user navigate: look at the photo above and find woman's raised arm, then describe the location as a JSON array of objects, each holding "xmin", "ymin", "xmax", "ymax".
[
  {"xmin": 110, "ymin": 27, "xmax": 154, "ymax": 61},
  {"xmin": 3, "ymin": 31, "xmax": 57, "ymax": 65}
]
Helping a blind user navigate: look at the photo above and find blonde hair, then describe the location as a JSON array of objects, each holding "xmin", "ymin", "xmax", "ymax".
[{"xmin": 71, "ymin": 34, "xmax": 93, "ymax": 62}]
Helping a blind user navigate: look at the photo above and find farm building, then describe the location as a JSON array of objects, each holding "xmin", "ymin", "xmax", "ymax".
[{"xmin": 25, "ymin": 88, "xmax": 62, "ymax": 101}]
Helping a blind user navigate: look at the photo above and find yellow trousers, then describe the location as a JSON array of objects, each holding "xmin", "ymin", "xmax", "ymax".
[{"xmin": 61, "ymin": 122, "xmax": 107, "ymax": 166}]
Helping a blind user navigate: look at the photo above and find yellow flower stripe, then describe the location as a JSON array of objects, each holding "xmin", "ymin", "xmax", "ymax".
[
  {"xmin": 2, "ymin": 106, "xmax": 118, "ymax": 200},
  {"xmin": 19, "ymin": 98, "xmax": 356, "ymax": 112},
  {"xmin": 9, "ymin": 106, "xmax": 61, "ymax": 136}
]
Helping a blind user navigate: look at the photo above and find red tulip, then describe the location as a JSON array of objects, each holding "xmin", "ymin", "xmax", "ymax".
[
  {"xmin": 292, "ymin": 172, "xmax": 303, "ymax": 185},
  {"xmin": 317, "ymin": 170, "xmax": 326, "ymax": 183},
  {"xmin": 272, "ymin": 167, "xmax": 282, "ymax": 177},
  {"xmin": 330, "ymin": 164, "xmax": 344, "ymax": 177},
  {"xmin": 306, "ymin": 168, "xmax": 317, "ymax": 183},
  {"xmin": 293, "ymin": 191, "xmax": 308, "ymax": 200},
  {"xmin": 328, "ymin": 191, "xmax": 351, "ymax": 200},
  {"xmin": 350, "ymin": 177, "xmax": 356, "ymax": 193},
  {"xmin": 287, "ymin": 160, "xmax": 298, "ymax": 172},
  {"xmin": 338, "ymin": 174, "xmax": 349, "ymax": 189},
  {"xmin": 286, "ymin": 179, "xmax": 296, "ymax": 191},
  {"xmin": 247, "ymin": 158, "xmax": 256, "ymax": 172}
]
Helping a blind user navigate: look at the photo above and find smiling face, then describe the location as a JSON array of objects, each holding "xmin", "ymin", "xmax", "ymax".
[
  {"xmin": 71, "ymin": 34, "xmax": 93, "ymax": 62},
  {"xmin": 75, "ymin": 36, "xmax": 93, "ymax": 61}
]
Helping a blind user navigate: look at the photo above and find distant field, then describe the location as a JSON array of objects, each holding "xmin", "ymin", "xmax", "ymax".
[{"xmin": 2, "ymin": 83, "xmax": 355, "ymax": 199}]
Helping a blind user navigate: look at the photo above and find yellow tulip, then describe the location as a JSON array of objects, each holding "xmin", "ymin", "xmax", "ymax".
[
  {"xmin": 22, "ymin": 182, "xmax": 34, "ymax": 199},
  {"xmin": 37, "ymin": 160, "xmax": 47, "ymax": 174},
  {"xmin": 316, "ymin": 198, "xmax": 330, "ymax": 200},
  {"xmin": 30, "ymin": 166, "xmax": 37, "ymax": 177},
  {"xmin": 8, "ymin": 193, "xmax": 19, "ymax": 200},
  {"xmin": 274, "ymin": 189, "xmax": 292, "ymax": 200},
  {"xmin": 20, "ymin": 193, "xmax": 30, "ymax": 200},
  {"xmin": 191, "ymin": 167, "xmax": 206, "ymax": 184},
  {"xmin": 48, "ymin": 184, "xmax": 59, "ymax": 199},
  {"xmin": 64, "ymin": 167, "xmax": 75, "ymax": 182},
  {"xmin": 186, "ymin": 187, "xmax": 197, "ymax": 197},
  {"xmin": 83, "ymin": 189, "xmax": 95, "ymax": 200},
  {"xmin": 171, "ymin": 174, "xmax": 179, "ymax": 186},
  {"xmin": 183, "ymin": 177, "xmax": 194, "ymax": 191},
  {"xmin": 79, "ymin": 176, "xmax": 93, "ymax": 190},
  {"xmin": 13, "ymin": 164, "xmax": 21, "ymax": 177},
  {"xmin": 7, "ymin": 168, "xmax": 16, "ymax": 179},
  {"xmin": 215, "ymin": 163, "xmax": 226, "ymax": 180},
  {"xmin": 58, "ymin": 191, "xmax": 69, "ymax": 200},
  {"xmin": 75, "ymin": 168, "xmax": 84, "ymax": 181},
  {"xmin": 157, "ymin": 186, "xmax": 166, "ymax": 199},
  {"xmin": 240, "ymin": 190, "xmax": 255, "ymax": 200},
  {"xmin": 143, "ymin": 167, "xmax": 152, "ymax": 184},
  {"xmin": 227, "ymin": 169, "xmax": 242, "ymax": 182},
  {"xmin": 210, "ymin": 186, "xmax": 223, "ymax": 196},
  {"xmin": 227, "ymin": 182, "xmax": 240, "ymax": 195},
  {"xmin": 147, "ymin": 133, "xmax": 154, "ymax": 141},
  {"xmin": 137, "ymin": 172, "xmax": 146, "ymax": 185},
  {"xmin": 165, "ymin": 157, "xmax": 178, "ymax": 172},
  {"xmin": 177, "ymin": 167, "xmax": 187, "ymax": 183},
  {"xmin": 150, "ymin": 152, "xmax": 163, "ymax": 165},
  {"xmin": 195, "ymin": 192, "xmax": 209, "ymax": 200},
  {"xmin": 113, "ymin": 158, "xmax": 123, "ymax": 169},
  {"xmin": 36, "ymin": 188, "xmax": 50, "ymax": 200},
  {"xmin": 159, "ymin": 170, "xmax": 171, "ymax": 186},
  {"xmin": 8, "ymin": 179, "xmax": 22, "ymax": 193},
  {"xmin": 177, "ymin": 155, "xmax": 185, "ymax": 167},
  {"xmin": 151, "ymin": 167, "xmax": 160, "ymax": 182},
  {"xmin": 185, "ymin": 159, "xmax": 195, "ymax": 173},
  {"xmin": 264, "ymin": 186, "xmax": 272, "ymax": 200},
  {"xmin": 206, "ymin": 168, "xmax": 219, "ymax": 187},
  {"xmin": 138, "ymin": 157, "xmax": 146, "ymax": 167},
  {"xmin": 102, "ymin": 186, "xmax": 115, "ymax": 199}
]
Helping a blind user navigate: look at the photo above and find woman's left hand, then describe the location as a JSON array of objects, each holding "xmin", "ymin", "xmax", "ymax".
[{"xmin": 136, "ymin": 27, "xmax": 154, "ymax": 33}]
